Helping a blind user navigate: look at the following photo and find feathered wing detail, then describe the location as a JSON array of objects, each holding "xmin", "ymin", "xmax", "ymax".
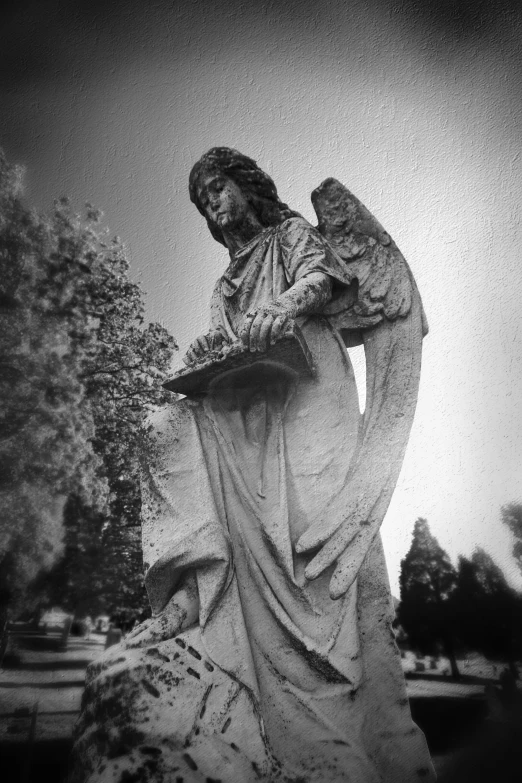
[
  {"xmin": 296, "ymin": 179, "xmax": 428, "ymax": 598},
  {"xmin": 311, "ymin": 178, "xmax": 428, "ymax": 339}
]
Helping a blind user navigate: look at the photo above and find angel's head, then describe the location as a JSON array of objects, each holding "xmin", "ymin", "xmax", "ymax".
[{"xmin": 189, "ymin": 147, "xmax": 295, "ymax": 246}]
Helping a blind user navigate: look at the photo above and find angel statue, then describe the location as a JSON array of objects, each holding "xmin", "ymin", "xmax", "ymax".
[{"xmin": 70, "ymin": 149, "xmax": 436, "ymax": 783}]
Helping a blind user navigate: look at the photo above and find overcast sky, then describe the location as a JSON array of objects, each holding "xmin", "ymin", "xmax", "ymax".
[{"xmin": 2, "ymin": 0, "xmax": 521, "ymax": 595}]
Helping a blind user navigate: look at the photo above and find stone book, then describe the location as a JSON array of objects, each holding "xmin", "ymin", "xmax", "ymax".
[{"xmin": 163, "ymin": 324, "xmax": 315, "ymax": 396}]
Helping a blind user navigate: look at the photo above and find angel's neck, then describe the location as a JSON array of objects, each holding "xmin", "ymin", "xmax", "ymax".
[{"xmin": 223, "ymin": 215, "xmax": 264, "ymax": 254}]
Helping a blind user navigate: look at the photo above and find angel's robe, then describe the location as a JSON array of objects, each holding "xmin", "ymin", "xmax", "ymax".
[{"xmin": 141, "ymin": 217, "xmax": 435, "ymax": 782}]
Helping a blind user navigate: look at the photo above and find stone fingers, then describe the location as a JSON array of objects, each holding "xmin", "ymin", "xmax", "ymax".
[
  {"xmin": 182, "ymin": 347, "xmax": 197, "ymax": 365},
  {"xmin": 329, "ymin": 545, "xmax": 361, "ymax": 600},
  {"xmin": 125, "ymin": 628, "xmax": 157, "ymax": 649},
  {"xmin": 295, "ymin": 516, "xmax": 345, "ymax": 554},
  {"xmin": 239, "ymin": 312, "xmax": 256, "ymax": 346},
  {"xmin": 209, "ymin": 330, "xmax": 226, "ymax": 350},
  {"xmin": 240, "ymin": 310, "xmax": 269, "ymax": 352},
  {"xmin": 183, "ymin": 333, "xmax": 215, "ymax": 365},
  {"xmin": 195, "ymin": 334, "xmax": 211, "ymax": 354},
  {"xmin": 240, "ymin": 308, "xmax": 292, "ymax": 351},
  {"xmin": 248, "ymin": 311, "xmax": 270, "ymax": 351},
  {"xmin": 125, "ymin": 618, "xmax": 153, "ymax": 641},
  {"xmin": 304, "ymin": 522, "xmax": 359, "ymax": 583},
  {"xmin": 257, "ymin": 315, "xmax": 275, "ymax": 351},
  {"xmin": 123, "ymin": 610, "xmax": 184, "ymax": 649},
  {"xmin": 269, "ymin": 314, "xmax": 290, "ymax": 345}
]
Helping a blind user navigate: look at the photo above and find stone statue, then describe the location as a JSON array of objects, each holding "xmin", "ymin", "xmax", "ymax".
[{"xmin": 70, "ymin": 149, "xmax": 436, "ymax": 782}]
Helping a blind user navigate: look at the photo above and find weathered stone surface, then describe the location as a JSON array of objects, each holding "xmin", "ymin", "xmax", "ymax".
[
  {"xmin": 70, "ymin": 147, "xmax": 436, "ymax": 782},
  {"xmin": 70, "ymin": 629, "xmax": 283, "ymax": 783}
]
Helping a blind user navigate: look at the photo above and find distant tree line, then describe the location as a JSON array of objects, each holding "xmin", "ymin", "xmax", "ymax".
[
  {"xmin": 0, "ymin": 149, "xmax": 177, "ymax": 633},
  {"xmin": 399, "ymin": 509, "xmax": 522, "ymax": 678}
]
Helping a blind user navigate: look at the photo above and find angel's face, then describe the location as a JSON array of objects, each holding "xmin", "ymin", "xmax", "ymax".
[{"xmin": 197, "ymin": 174, "xmax": 253, "ymax": 231}]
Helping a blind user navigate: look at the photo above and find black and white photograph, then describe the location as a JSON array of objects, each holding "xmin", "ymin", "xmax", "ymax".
[{"xmin": 1, "ymin": 2, "xmax": 522, "ymax": 781}]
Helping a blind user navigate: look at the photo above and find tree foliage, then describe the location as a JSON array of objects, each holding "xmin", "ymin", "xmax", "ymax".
[
  {"xmin": 399, "ymin": 516, "xmax": 522, "ymax": 678},
  {"xmin": 0, "ymin": 152, "xmax": 102, "ymax": 621},
  {"xmin": 399, "ymin": 517, "xmax": 460, "ymax": 676},
  {"xmin": 0, "ymin": 148, "xmax": 177, "ymax": 622},
  {"xmin": 453, "ymin": 548, "xmax": 521, "ymax": 674},
  {"xmin": 52, "ymin": 203, "xmax": 176, "ymax": 619},
  {"xmin": 501, "ymin": 503, "xmax": 522, "ymax": 576}
]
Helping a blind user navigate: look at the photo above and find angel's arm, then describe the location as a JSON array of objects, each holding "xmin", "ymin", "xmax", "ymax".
[
  {"xmin": 277, "ymin": 271, "xmax": 333, "ymax": 316},
  {"xmin": 241, "ymin": 271, "xmax": 332, "ymax": 351},
  {"xmin": 241, "ymin": 218, "xmax": 345, "ymax": 351}
]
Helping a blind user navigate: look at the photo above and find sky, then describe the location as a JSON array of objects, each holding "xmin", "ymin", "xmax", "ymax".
[{"xmin": 1, "ymin": 0, "xmax": 522, "ymax": 596}]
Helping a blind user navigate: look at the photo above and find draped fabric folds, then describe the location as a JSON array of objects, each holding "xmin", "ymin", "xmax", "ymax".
[{"xmin": 140, "ymin": 217, "xmax": 436, "ymax": 781}]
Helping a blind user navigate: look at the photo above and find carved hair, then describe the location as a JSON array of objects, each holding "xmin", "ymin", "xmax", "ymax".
[{"xmin": 189, "ymin": 147, "xmax": 298, "ymax": 246}]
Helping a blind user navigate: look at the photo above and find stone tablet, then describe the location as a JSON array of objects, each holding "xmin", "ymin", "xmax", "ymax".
[{"xmin": 163, "ymin": 324, "xmax": 315, "ymax": 396}]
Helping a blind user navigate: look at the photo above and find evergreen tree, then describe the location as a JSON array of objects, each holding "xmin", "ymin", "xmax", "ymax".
[
  {"xmin": 501, "ymin": 503, "xmax": 522, "ymax": 576},
  {"xmin": 453, "ymin": 548, "xmax": 521, "ymax": 677},
  {"xmin": 399, "ymin": 518, "xmax": 460, "ymax": 677}
]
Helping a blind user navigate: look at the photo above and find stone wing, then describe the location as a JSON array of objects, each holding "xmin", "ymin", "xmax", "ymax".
[{"xmin": 311, "ymin": 178, "xmax": 428, "ymax": 338}]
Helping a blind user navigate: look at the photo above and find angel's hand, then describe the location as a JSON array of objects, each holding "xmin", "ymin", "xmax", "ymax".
[
  {"xmin": 296, "ymin": 517, "xmax": 363, "ymax": 600},
  {"xmin": 124, "ymin": 602, "xmax": 186, "ymax": 649},
  {"xmin": 240, "ymin": 302, "xmax": 293, "ymax": 353},
  {"xmin": 182, "ymin": 329, "xmax": 227, "ymax": 365}
]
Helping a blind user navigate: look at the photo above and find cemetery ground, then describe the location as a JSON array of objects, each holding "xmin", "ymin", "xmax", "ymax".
[{"xmin": 0, "ymin": 630, "xmax": 520, "ymax": 783}]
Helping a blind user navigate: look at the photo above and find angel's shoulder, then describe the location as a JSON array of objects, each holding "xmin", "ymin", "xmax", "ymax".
[
  {"xmin": 278, "ymin": 215, "xmax": 313, "ymax": 233},
  {"xmin": 278, "ymin": 215, "xmax": 326, "ymax": 249}
]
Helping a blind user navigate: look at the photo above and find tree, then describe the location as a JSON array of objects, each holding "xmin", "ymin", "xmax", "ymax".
[
  {"xmin": 44, "ymin": 203, "xmax": 177, "ymax": 619},
  {"xmin": 0, "ymin": 151, "xmax": 104, "ymax": 627},
  {"xmin": 398, "ymin": 518, "xmax": 460, "ymax": 677},
  {"xmin": 0, "ymin": 147, "xmax": 177, "ymax": 626},
  {"xmin": 501, "ymin": 503, "xmax": 522, "ymax": 576},
  {"xmin": 453, "ymin": 548, "xmax": 521, "ymax": 677}
]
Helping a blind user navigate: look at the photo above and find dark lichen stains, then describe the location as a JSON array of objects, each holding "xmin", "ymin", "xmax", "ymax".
[
  {"xmin": 199, "ymin": 684, "xmax": 213, "ymax": 719},
  {"xmin": 141, "ymin": 679, "xmax": 160, "ymax": 698},
  {"xmin": 182, "ymin": 752, "xmax": 198, "ymax": 770},
  {"xmin": 106, "ymin": 727, "xmax": 147, "ymax": 759},
  {"xmin": 140, "ymin": 745, "xmax": 162, "ymax": 756},
  {"xmin": 119, "ymin": 769, "xmax": 145, "ymax": 782},
  {"xmin": 221, "ymin": 717, "xmax": 231, "ymax": 734},
  {"xmin": 290, "ymin": 637, "xmax": 350, "ymax": 684},
  {"xmin": 145, "ymin": 647, "xmax": 170, "ymax": 662}
]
